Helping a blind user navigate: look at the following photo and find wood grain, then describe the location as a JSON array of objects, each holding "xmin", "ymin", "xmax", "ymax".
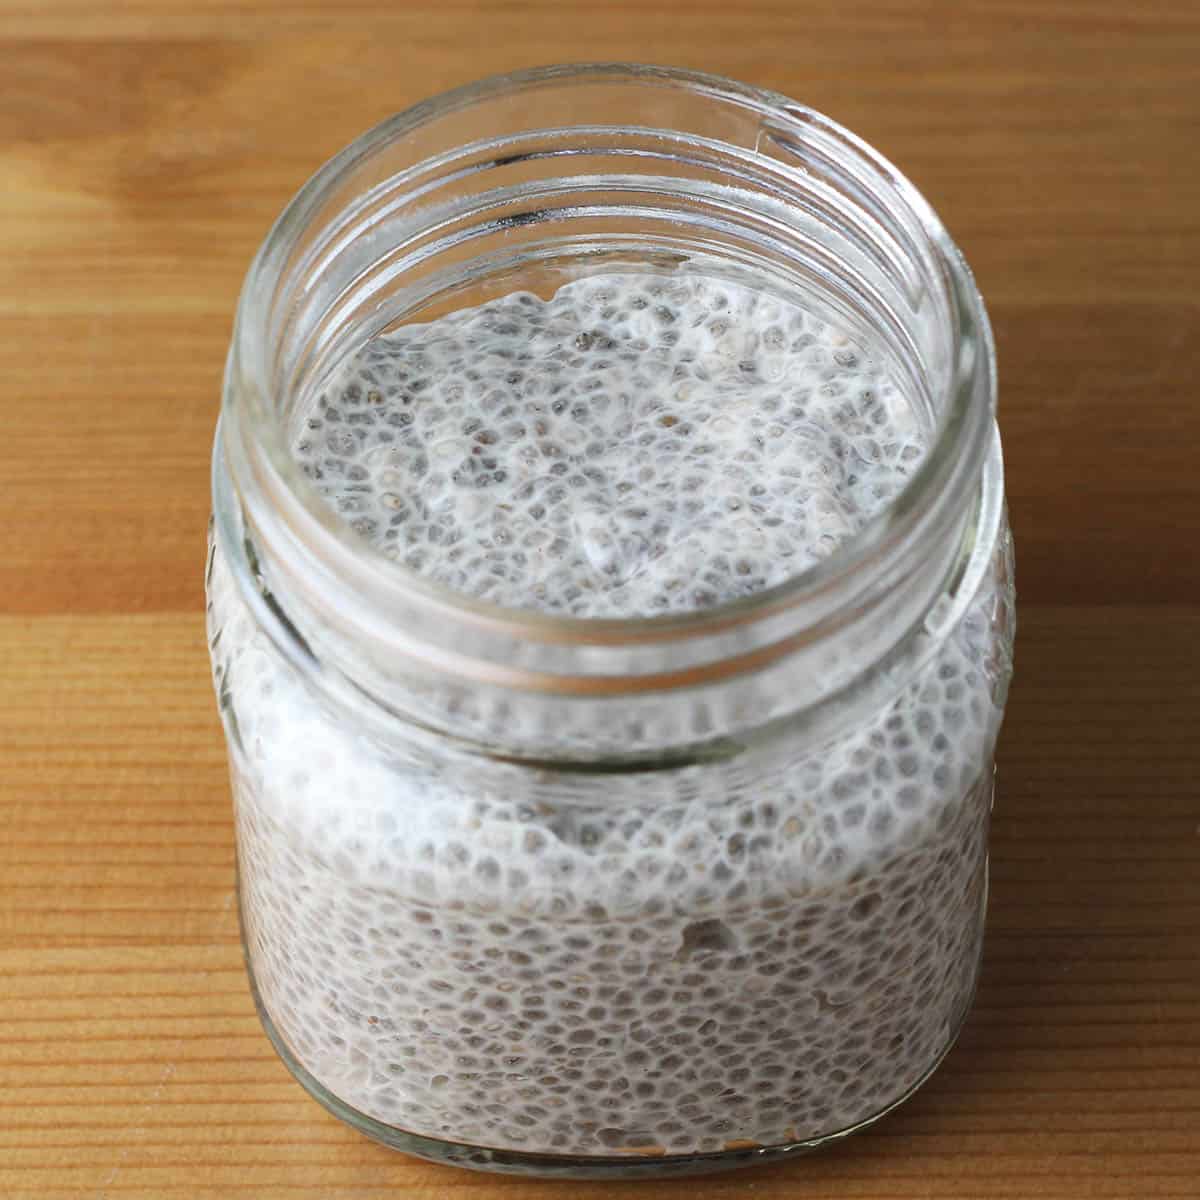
[{"xmin": 2, "ymin": 2, "xmax": 1198, "ymax": 1196}]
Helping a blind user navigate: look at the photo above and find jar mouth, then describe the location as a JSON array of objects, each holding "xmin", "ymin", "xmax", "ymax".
[{"xmin": 227, "ymin": 62, "xmax": 995, "ymax": 651}]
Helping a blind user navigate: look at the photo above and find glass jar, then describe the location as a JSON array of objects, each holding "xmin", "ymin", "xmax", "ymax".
[{"xmin": 206, "ymin": 63, "xmax": 1014, "ymax": 1178}]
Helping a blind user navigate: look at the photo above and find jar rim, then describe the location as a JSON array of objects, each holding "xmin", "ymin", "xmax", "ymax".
[{"xmin": 223, "ymin": 62, "xmax": 995, "ymax": 675}]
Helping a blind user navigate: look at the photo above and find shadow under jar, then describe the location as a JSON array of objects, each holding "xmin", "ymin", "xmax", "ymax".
[{"xmin": 206, "ymin": 64, "xmax": 1015, "ymax": 1178}]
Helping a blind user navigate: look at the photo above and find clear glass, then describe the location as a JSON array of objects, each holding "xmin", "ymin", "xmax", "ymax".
[{"xmin": 206, "ymin": 64, "xmax": 1014, "ymax": 1178}]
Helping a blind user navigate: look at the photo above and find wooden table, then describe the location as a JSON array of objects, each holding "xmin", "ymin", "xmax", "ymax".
[{"xmin": 3, "ymin": 3, "xmax": 1198, "ymax": 1197}]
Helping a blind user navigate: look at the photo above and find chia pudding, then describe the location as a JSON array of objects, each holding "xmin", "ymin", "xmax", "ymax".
[{"xmin": 207, "ymin": 270, "xmax": 1013, "ymax": 1159}]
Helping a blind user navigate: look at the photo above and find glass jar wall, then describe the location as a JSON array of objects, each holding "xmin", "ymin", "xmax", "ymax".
[{"xmin": 207, "ymin": 64, "xmax": 1014, "ymax": 1178}]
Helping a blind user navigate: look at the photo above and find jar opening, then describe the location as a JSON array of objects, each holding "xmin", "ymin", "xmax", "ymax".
[{"xmin": 216, "ymin": 63, "xmax": 997, "ymax": 758}]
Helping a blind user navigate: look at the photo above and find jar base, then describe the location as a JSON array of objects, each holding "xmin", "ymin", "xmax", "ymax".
[{"xmin": 244, "ymin": 951, "xmax": 975, "ymax": 1180}]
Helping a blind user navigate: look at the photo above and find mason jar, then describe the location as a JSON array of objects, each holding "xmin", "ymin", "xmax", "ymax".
[{"xmin": 206, "ymin": 63, "xmax": 1015, "ymax": 1178}]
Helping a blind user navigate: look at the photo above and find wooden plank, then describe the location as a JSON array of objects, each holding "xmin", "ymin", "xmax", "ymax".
[{"xmin": 1, "ymin": 608, "xmax": 1197, "ymax": 1195}]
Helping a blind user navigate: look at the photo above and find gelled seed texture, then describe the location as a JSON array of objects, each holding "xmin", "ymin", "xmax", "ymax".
[
  {"xmin": 294, "ymin": 274, "xmax": 923, "ymax": 616},
  {"xmin": 208, "ymin": 272, "xmax": 1010, "ymax": 1158}
]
